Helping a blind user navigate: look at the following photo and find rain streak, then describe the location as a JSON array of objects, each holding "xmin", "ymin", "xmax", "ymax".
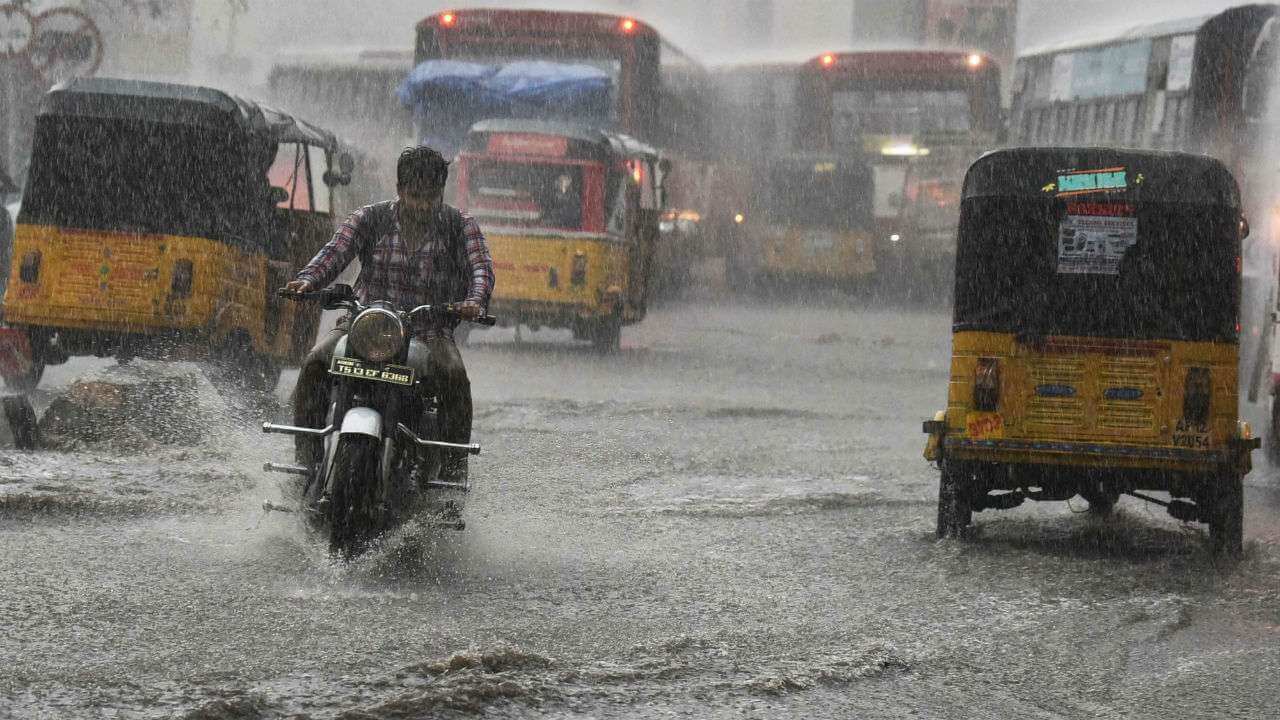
[{"xmin": 2, "ymin": 1, "xmax": 1280, "ymax": 718}]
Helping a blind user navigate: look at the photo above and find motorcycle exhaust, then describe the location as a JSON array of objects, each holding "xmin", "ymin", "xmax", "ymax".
[{"xmin": 396, "ymin": 423, "xmax": 481, "ymax": 455}]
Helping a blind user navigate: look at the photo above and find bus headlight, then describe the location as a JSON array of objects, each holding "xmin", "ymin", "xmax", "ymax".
[{"xmin": 348, "ymin": 308, "xmax": 404, "ymax": 363}]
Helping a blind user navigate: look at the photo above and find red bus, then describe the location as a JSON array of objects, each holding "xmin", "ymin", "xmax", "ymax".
[
  {"xmin": 413, "ymin": 9, "xmax": 711, "ymax": 160},
  {"xmin": 412, "ymin": 9, "xmax": 717, "ymax": 292},
  {"xmin": 794, "ymin": 50, "xmax": 1003, "ymax": 297}
]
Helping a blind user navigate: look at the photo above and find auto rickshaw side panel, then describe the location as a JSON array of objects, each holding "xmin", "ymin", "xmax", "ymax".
[{"xmin": 3, "ymin": 224, "xmax": 282, "ymax": 359}]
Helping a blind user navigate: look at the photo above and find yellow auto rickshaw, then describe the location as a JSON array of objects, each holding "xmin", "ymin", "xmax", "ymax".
[
  {"xmin": 456, "ymin": 119, "xmax": 665, "ymax": 351},
  {"xmin": 2, "ymin": 78, "xmax": 355, "ymax": 390},
  {"xmin": 724, "ymin": 153, "xmax": 876, "ymax": 294},
  {"xmin": 923, "ymin": 147, "xmax": 1259, "ymax": 555}
]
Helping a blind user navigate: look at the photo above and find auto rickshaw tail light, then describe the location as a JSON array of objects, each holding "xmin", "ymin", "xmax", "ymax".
[
  {"xmin": 571, "ymin": 252, "xmax": 588, "ymax": 286},
  {"xmin": 171, "ymin": 260, "xmax": 194, "ymax": 297},
  {"xmin": 18, "ymin": 251, "xmax": 40, "ymax": 284},
  {"xmin": 973, "ymin": 357, "xmax": 1000, "ymax": 411},
  {"xmin": 1183, "ymin": 367, "xmax": 1211, "ymax": 424}
]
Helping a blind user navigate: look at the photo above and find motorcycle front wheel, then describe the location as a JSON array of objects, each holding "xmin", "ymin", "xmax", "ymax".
[{"xmin": 327, "ymin": 435, "xmax": 383, "ymax": 558}]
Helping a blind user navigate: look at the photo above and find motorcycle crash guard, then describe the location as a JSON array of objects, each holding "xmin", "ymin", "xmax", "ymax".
[{"xmin": 340, "ymin": 406, "xmax": 383, "ymax": 439}]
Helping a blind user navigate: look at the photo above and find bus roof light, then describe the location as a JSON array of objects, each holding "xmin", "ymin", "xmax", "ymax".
[
  {"xmin": 966, "ymin": 53, "xmax": 983, "ymax": 68},
  {"xmin": 440, "ymin": 12, "xmax": 456, "ymax": 27},
  {"xmin": 621, "ymin": 18, "xmax": 636, "ymax": 33},
  {"xmin": 821, "ymin": 53, "xmax": 836, "ymax": 67}
]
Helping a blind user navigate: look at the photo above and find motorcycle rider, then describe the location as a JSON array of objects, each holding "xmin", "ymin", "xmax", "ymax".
[{"xmin": 285, "ymin": 146, "xmax": 495, "ymax": 484}]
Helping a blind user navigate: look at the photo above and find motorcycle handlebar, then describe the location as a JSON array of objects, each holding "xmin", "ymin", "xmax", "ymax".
[{"xmin": 276, "ymin": 288, "xmax": 498, "ymax": 326}]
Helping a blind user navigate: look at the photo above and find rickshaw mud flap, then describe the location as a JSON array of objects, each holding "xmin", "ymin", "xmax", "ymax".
[{"xmin": 943, "ymin": 436, "xmax": 1235, "ymax": 464}]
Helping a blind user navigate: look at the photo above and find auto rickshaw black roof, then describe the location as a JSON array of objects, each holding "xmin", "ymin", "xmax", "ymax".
[
  {"xmin": 466, "ymin": 118, "xmax": 660, "ymax": 161},
  {"xmin": 38, "ymin": 77, "xmax": 341, "ymax": 151},
  {"xmin": 963, "ymin": 147, "xmax": 1240, "ymax": 206},
  {"xmin": 953, "ymin": 146, "xmax": 1243, "ymax": 343}
]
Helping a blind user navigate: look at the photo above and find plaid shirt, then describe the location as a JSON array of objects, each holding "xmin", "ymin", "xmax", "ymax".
[{"xmin": 297, "ymin": 201, "xmax": 495, "ymax": 339}]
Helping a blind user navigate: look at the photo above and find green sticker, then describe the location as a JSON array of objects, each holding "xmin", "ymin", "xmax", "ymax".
[{"xmin": 1058, "ymin": 169, "xmax": 1127, "ymax": 194}]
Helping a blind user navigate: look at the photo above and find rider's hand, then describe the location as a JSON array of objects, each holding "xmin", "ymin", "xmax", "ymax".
[
  {"xmin": 285, "ymin": 279, "xmax": 311, "ymax": 294},
  {"xmin": 456, "ymin": 301, "xmax": 483, "ymax": 320}
]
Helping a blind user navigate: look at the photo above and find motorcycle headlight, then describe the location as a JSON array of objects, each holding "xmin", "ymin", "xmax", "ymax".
[{"xmin": 348, "ymin": 308, "xmax": 404, "ymax": 363}]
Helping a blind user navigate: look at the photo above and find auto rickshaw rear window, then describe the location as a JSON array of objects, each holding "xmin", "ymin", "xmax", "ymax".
[
  {"xmin": 756, "ymin": 159, "xmax": 873, "ymax": 231},
  {"xmin": 466, "ymin": 160, "xmax": 586, "ymax": 230}
]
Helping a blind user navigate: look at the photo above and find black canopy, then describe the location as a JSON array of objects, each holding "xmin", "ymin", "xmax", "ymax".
[{"xmin": 954, "ymin": 148, "xmax": 1242, "ymax": 342}]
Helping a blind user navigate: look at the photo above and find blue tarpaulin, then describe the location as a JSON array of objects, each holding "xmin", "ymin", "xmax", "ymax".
[{"xmin": 397, "ymin": 60, "xmax": 615, "ymax": 157}]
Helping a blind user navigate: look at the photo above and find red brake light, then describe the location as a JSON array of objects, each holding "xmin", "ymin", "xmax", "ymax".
[
  {"xmin": 974, "ymin": 358, "xmax": 1000, "ymax": 411},
  {"xmin": 440, "ymin": 12, "xmax": 456, "ymax": 27},
  {"xmin": 620, "ymin": 18, "xmax": 636, "ymax": 33}
]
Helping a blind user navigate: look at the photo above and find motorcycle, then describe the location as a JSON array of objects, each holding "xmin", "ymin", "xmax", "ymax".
[{"xmin": 262, "ymin": 283, "xmax": 495, "ymax": 557}]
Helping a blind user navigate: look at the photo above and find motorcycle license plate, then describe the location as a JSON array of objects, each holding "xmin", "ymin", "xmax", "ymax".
[{"xmin": 328, "ymin": 357, "xmax": 415, "ymax": 386}]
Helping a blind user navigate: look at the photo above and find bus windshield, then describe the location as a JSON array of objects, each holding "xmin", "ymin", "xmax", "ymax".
[
  {"xmin": 432, "ymin": 44, "xmax": 623, "ymax": 122},
  {"xmin": 833, "ymin": 88, "xmax": 972, "ymax": 146}
]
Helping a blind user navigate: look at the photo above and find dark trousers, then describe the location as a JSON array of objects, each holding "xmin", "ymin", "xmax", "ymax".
[{"xmin": 291, "ymin": 328, "xmax": 473, "ymax": 463}]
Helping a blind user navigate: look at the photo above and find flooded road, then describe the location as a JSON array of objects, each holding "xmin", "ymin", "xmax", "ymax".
[{"xmin": 3, "ymin": 300, "xmax": 1280, "ymax": 718}]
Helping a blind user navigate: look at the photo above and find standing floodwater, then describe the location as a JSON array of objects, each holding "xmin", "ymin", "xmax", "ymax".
[{"xmin": 2, "ymin": 301, "xmax": 1279, "ymax": 718}]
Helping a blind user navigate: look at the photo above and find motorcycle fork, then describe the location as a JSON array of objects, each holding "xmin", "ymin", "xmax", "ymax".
[{"xmin": 316, "ymin": 378, "xmax": 355, "ymax": 499}]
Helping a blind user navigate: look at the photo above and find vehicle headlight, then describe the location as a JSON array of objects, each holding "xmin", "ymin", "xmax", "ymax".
[{"xmin": 348, "ymin": 308, "xmax": 404, "ymax": 363}]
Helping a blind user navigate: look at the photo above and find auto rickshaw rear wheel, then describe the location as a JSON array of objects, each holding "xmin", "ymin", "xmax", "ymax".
[
  {"xmin": 207, "ymin": 334, "xmax": 280, "ymax": 395},
  {"xmin": 1080, "ymin": 486, "xmax": 1119, "ymax": 514},
  {"xmin": 592, "ymin": 310, "xmax": 622, "ymax": 353},
  {"xmin": 1208, "ymin": 471, "xmax": 1244, "ymax": 558},
  {"xmin": 936, "ymin": 459, "xmax": 972, "ymax": 538}
]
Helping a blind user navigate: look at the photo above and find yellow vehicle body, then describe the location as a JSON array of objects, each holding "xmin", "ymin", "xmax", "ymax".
[
  {"xmin": 4, "ymin": 225, "xmax": 299, "ymax": 361},
  {"xmin": 925, "ymin": 147, "xmax": 1257, "ymax": 554},
  {"xmin": 486, "ymin": 229, "xmax": 630, "ymax": 326},
  {"xmin": 758, "ymin": 226, "xmax": 876, "ymax": 282},
  {"xmin": 729, "ymin": 152, "xmax": 876, "ymax": 291},
  {"xmin": 929, "ymin": 331, "xmax": 1250, "ymax": 474},
  {"xmin": 458, "ymin": 119, "xmax": 664, "ymax": 349},
  {"xmin": 3, "ymin": 78, "xmax": 353, "ymax": 389}
]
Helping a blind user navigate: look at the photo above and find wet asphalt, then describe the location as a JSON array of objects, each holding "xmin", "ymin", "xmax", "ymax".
[{"xmin": 2, "ymin": 298, "xmax": 1279, "ymax": 719}]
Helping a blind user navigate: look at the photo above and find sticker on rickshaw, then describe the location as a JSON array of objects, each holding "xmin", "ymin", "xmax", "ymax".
[
  {"xmin": 1172, "ymin": 419, "xmax": 1211, "ymax": 449},
  {"xmin": 965, "ymin": 412, "xmax": 1004, "ymax": 439},
  {"xmin": 1057, "ymin": 200, "xmax": 1138, "ymax": 275},
  {"xmin": 1054, "ymin": 167, "xmax": 1127, "ymax": 196}
]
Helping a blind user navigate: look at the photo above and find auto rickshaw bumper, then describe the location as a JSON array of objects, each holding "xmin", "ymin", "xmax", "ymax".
[
  {"xmin": 923, "ymin": 415, "xmax": 1260, "ymax": 474},
  {"xmin": 488, "ymin": 292, "xmax": 623, "ymax": 329}
]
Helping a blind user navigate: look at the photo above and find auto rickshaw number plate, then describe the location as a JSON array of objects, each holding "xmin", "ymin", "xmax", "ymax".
[{"xmin": 329, "ymin": 357, "xmax": 415, "ymax": 386}]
